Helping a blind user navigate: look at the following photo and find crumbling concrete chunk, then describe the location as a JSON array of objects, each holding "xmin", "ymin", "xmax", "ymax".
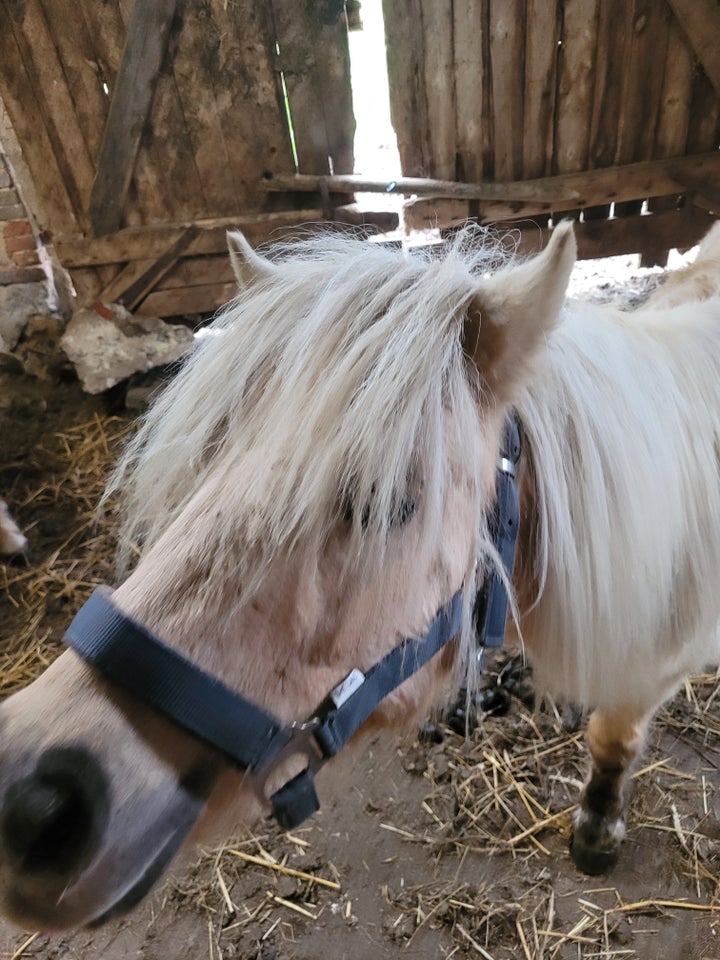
[
  {"xmin": 60, "ymin": 303, "xmax": 193, "ymax": 394},
  {"xmin": 0, "ymin": 282, "xmax": 48, "ymax": 351}
]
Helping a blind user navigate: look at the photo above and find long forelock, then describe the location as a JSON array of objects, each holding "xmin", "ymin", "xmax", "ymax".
[{"xmin": 107, "ymin": 232, "xmax": 500, "ymax": 601}]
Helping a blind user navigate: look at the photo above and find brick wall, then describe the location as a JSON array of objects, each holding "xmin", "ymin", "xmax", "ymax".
[{"xmin": 0, "ymin": 153, "xmax": 46, "ymax": 287}]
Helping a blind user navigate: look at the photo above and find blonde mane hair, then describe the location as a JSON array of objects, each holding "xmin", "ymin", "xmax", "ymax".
[{"xmin": 107, "ymin": 233, "xmax": 509, "ymax": 658}]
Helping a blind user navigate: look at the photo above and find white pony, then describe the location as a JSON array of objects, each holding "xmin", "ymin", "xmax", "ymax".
[{"xmin": 0, "ymin": 221, "xmax": 717, "ymax": 931}]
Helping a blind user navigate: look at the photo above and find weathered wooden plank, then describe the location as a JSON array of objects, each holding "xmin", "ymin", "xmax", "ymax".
[
  {"xmin": 686, "ymin": 56, "xmax": 720, "ymax": 156},
  {"xmin": 87, "ymin": 0, "xmax": 179, "ymax": 236},
  {"xmin": 653, "ymin": 18, "xmax": 694, "ymax": 159},
  {"xmin": 616, "ymin": 2, "xmax": 672, "ymax": 166},
  {"xmin": 555, "ymin": 0, "xmax": 599, "ymax": 174},
  {"xmin": 136, "ymin": 281, "xmax": 237, "ymax": 317},
  {"xmin": 264, "ymin": 171, "xmax": 577, "ymax": 201},
  {"xmin": 0, "ymin": 0, "xmax": 91, "ymax": 231},
  {"xmin": 37, "ymin": 0, "xmax": 110, "ymax": 166},
  {"xmin": 666, "ymin": 0, "xmax": 720, "ymax": 97},
  {"xmin": 399, "ymin": 152, "xmax": 720, "ymax": 230},
  {"xmin": 82, "ymin": 0, "xmax": 196, "ymax": 224},
  {"xmin": 73, "ymin": 0, "xmax": 144, "ymax": 226},
  {"xmin": 453, "ymin": 0, "xmax": 489, "ymax": 182},
  {"xmin": 53, "ymin": 206, "xmax": 397, "ymax": 267},
  {"xmin": 273, "ymin": 0, "xmax": 354, "ymax": 176},
  {"xmin": 168, "ymin": 1, "xmax": 240, "ymax": 214},
  {"xmin": 268, "ymin": 151, "xmax": 720, "ymax": 205},
  {"xmin": 489, "ymin": 0, "xmax": 526, "ymax": 181},
  {"xmin": 587, "ymin": 2, "xmax": 633, "ymax": 169},
  {"xmin": 382, "ymin": 0, "xmax": 429, "ymax": 176},
  {"xmin": 421, "ymin": 0, "xmax": 456, "ymax": 180},
  {"xmin": 522, "ymin": 0, "xmax": 560, "ymax": 179}
]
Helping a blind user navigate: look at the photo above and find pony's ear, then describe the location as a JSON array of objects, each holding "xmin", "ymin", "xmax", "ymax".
[
  {"xmin": 463, "ymin": 221, "xmax": 576, "ymax": 404},
  {"xmin": 227, "ymin": 231, "xmax": 277, "ymax": 287}
]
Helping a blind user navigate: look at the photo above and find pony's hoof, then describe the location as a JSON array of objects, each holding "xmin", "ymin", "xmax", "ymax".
[{"xmin": 569, "ymin": 830, "xmax": 620, "ymax": 875}]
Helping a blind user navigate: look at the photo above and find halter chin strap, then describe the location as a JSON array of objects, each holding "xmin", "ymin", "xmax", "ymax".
[{"xmin": 64, "ymin": 418, "xmax": 520, "ymax": 832}]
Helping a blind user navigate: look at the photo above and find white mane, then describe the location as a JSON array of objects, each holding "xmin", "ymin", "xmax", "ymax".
[
  {"xmin": 518, "ymin": 297, "xmax": 720, "ymax": 708},
  {"xmin": 107, "ymin": 233, "xmax": 507, "ymax": 636}
]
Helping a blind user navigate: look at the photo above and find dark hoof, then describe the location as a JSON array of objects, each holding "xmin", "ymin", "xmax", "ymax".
[{"xmin": 569, "ymin": 830, "xmax": 621, "ymax": 875}]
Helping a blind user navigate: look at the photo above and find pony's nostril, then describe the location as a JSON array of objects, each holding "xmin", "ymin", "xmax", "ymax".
[
  {"xmin": 1, "ymin": 747, "xmax": 109, "ymax": 875},
  {"xmin": 3, "ymin": 779, "xmax": 80, "ymax": 868}
]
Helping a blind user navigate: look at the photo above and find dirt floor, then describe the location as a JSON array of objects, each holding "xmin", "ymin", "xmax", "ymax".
[{"xmin": 0, "ymin": 271, "xmax": 719, "ymax": 959}]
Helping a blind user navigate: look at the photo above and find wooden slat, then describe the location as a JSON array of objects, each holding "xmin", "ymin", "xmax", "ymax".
[
  {"xmin": 587, "ymin": 2, "xmax": 633, "ymax": 169},
  {"xmin": 87, "ymin": 0, "xmax": 179, "ymax": 236},
  {"xmin": 38, "ymin": 0, "xmax": 109, "ymax": 166},
  {"xmin": 273, "ymin": 0, "xmax": 354, "ymax": 175},
  {"xmin": 382, "ymin": 0, "xmax": 429, "ymax": 176},
  {"xmin": 453, "ymin": 0, "xmax": 489, "ymax": 182},
  {"xmin": 653, "ymin": 17, "xmax": 694, "ymax": 158},
  {"xmin": 522, "ymin": 0, "xmax": 560, "ymax": 179},
  {"xmin": 489, "ymin": 0, "xmax": 526, "ymax": 181},
  {"xmin": 616, "ymin": 2, "xmax": 672, "ymax": 167},
  {"xmin": 75, "ymin": 0, "xmax": 149, "ymax": 225},
  {"xmin": 666, "ymin": 0, "xmax": 720, "ymax": 97},
  {"xmin": 169, "ymin": 2, "xmax": 241, "ymax": 214},
  {"xmin": 422, "ymin": 0, "xmax": 456, "ymax": 180},
  {"xmin": 555, "ymin": 0, "xmax": 599, "ymax": 174},
  {"xmin": 685, "ymin": 56, "xmax": 720, "ymax": 156},
  {"xmin": 101, "ymin": 0, "xmax": 199, "ymax": 224}
]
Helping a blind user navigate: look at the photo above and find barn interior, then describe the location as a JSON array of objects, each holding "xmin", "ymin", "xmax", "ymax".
[{"xmin": 0, "ymin": 2, "xmax": 718, "ymax": 958}]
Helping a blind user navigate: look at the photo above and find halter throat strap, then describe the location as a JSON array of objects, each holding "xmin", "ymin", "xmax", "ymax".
[{"xmin": 65, "ymin": 587, "xmax": 464, "ymax": 830}]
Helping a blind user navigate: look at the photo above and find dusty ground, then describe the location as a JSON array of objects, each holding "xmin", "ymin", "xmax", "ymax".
[{"xmin": 0, "ymin": 263, "xmax": 719, "ymax": 959}]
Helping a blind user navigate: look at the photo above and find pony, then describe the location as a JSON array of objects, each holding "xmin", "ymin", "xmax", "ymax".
[
  {"xmin": 0, "ymin": 501, "xmax": 28, "ymax": 559},
  {"xmin": 0, "ymin": 220, "xmax": 718, "ymax": 932}
]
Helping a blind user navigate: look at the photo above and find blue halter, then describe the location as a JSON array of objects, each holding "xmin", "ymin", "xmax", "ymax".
[{"xmin": 64, "ymin": 420, "xmax": 520, "ymax": 831}]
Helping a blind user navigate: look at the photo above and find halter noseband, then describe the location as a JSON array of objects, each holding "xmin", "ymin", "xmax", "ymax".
[{"xmin": 64, "ymin": 419, "xmax": 521, "ymax": 831}]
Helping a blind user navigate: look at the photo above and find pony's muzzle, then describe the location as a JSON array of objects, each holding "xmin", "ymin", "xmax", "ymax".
[{"xmin": 0, "ymin": 746, "xmax": 109, "ymax": 878}]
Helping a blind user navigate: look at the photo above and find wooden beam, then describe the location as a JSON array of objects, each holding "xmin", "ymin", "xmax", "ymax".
[
  {"xmin": 666, "ymin": 0, "xmax": 720, "ymax": 97},
  {"xmin": 513, "ymin": 207, "xmax": 716, "ymax": 260},
  {"xmin": 401, "ymin": 152, "xmax": 720, "ymax": 230},
  {"xmin": 87, "ymin": 0, "xmax": 178, "ymax": 237},
  {"xmin": 264, "ymin": 153, "xmax": 720, "ymax": 209},
  {"xmin": 56, "ymin": 207, "xmax": 398, "ymax": 268}
]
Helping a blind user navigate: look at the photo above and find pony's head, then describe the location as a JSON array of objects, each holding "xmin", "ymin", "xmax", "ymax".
[{"xmin": 0, "ymin": 224, "xmax": 575, "ymax": 930}]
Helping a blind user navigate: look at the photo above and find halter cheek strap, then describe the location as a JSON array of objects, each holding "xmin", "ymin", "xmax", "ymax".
[{"xmin": 65, "ymin": 587, "xmax": 463, "ymax": 830}]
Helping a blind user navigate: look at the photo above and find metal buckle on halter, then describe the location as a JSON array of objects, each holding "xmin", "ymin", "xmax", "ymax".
[
  {"xmin": 250, "ymin": 718, "xmax": 326, "ymax": 829},
  {"xmin": 498, "ymin": 456, "xmax": 516, "ymax": 478},
  {"xmin": 252, "ymin": 668, "xmax": 367, "ymax": 829}
]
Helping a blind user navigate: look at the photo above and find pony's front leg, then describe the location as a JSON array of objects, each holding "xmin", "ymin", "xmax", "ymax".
[{"xmin": 570, "ymin": 705, "xmax": 649, "ymax": 875}]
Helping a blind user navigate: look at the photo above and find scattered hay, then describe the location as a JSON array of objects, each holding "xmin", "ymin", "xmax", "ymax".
[{"xmin": 0, "ymin": 414, "xmax": 129, "ymax": 695}]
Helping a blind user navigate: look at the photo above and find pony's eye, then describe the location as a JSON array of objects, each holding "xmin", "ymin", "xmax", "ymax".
[{"xmin": 342, "ymin": 490, "xmax": 416, "ymax": 529}]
